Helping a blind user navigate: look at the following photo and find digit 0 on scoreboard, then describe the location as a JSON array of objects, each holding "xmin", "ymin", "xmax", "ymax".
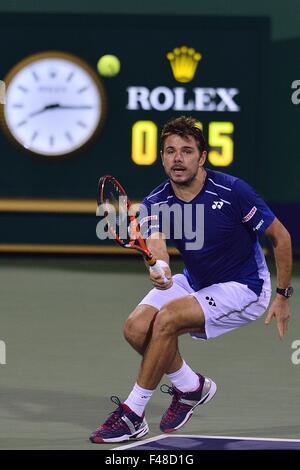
[
  {"xmin": 131, "ymin": 120, "xmax": 234, "ymax": 167},
  {"xmin": 131, "ymin": 121, "xmax": 157, "ymax": 165}
]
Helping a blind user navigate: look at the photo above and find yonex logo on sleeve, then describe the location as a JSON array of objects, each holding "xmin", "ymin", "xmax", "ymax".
[{"xmin": 242, "ymin": 206, "xmax": 257, "ymax": 223}]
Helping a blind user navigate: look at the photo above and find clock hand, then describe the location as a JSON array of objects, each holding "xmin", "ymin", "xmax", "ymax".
[
  {"xmin": 28, "ymin": 103, "xmax": 93, "ymax": 118},
  {"xmin": 29, "ymin": 103, "xmax": 61, "ymax": 117},
  {"xmin": 55, "ymin": 105, "xmax": 94, "ymax": 110}
]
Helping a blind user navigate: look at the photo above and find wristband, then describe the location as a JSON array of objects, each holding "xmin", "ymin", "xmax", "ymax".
[{"xmin": 155, "ymin": 259, "xmax": 170, "ymax": 269}]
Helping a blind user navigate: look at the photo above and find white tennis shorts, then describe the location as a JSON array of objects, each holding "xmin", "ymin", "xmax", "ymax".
[{"xmin": 139, "ymin": 273, "xmax": 271, "ymax": 339}]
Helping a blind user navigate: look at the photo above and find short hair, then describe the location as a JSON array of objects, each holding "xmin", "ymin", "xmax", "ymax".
[{"xmin": 160, "ymin": 116, "xmax": 206, "ymax": 153}]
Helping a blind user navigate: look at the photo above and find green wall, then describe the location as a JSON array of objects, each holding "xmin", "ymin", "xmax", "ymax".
[
  {"xmin": 0, "ymin": 1, "xmax": 299, "ymax": 202},
  {"xmin": 0, "ymin": 0, "xmax": 299, "ymax": 40},
  {"xmin": 0, "ymin": 2, "xmax": 299, "ymax": 250}
]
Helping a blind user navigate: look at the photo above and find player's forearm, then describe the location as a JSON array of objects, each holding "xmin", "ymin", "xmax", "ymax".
[
  {"xmin": 146, "ymin": 234, "xmax": 170, "ymax": 265},
  {"xmin": 272, "ymin": 229, "xmax": 292, "ymax": 288},
  {"xmin": 265, "ymin": 219, "xmax": 292, "ymax": 288}
]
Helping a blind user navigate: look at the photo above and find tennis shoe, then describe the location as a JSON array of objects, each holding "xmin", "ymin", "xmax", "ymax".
[
  {"xmin": 160, "ymin": 374, "xmax": 217, "ymax": 433},
  {"xmin": 90, "ymin": 396, "xmax": 149, "ymax": 443}
]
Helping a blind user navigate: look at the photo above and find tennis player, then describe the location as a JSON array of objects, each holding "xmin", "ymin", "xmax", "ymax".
[{"xmin": 90, "ymin": 116, "xmax": 293, "ymax": 443}]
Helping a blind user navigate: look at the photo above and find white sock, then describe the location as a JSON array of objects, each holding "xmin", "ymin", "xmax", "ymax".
[
  {"xmin": 124, "ymin": 383, "xmax": 154, "ymax": 417},
  {"xmin": 167, "ymin": 360, "xmax": 200, "ymax": 392}
]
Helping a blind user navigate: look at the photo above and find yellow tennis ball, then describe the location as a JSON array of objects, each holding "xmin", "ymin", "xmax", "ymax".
[{"xmin": 97, "ymin": 55, "xmax": 121, "ymax": 77}]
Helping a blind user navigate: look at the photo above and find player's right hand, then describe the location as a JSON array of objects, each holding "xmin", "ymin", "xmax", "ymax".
[{"xmin": 150, "ymin": 265, "xmax": 173, "ymax": 290}]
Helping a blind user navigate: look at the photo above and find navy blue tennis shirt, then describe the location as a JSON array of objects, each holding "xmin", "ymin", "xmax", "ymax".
[{"xmin": 140, "ymin": 169, "xmax": 275, "ymax": 296}]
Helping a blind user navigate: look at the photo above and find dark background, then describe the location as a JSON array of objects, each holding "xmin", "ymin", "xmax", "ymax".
[
  {"xmin": 0, "ymin": 2, "xmax": 299, "ymax": 251},
  {"xmin": 0, "ymin": 14, "xmax": 268, "ymax": 197}
]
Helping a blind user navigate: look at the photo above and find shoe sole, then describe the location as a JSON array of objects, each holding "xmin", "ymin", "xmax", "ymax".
[
  {"xmin": 162, "ymin": 378, "xmax": 217, "ymax": 433},
  {"xmin": 90, "ymin": 420, "xmax": 149, "ymax": 443}
]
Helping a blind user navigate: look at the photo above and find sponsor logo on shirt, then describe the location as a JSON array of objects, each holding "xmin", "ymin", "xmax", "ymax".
[
  {"xmin": 253, "ymin": 219, "xmax": 264, "ymax": 231},
  {"xmin": 212, "ymin": 201, "xmax": 224, "ymax": 209},
  {"xmin": 242, "ymin": 206, "xmax": 257, "ymax": 223}
]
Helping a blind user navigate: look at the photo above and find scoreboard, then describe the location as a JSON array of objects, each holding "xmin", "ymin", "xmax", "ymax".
[{"xmin": 0, "ymin": 13, "xmax": 270, "ymax": 250}]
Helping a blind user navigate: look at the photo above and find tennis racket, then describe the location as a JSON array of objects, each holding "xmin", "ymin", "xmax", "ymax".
[{"xmin": 97, "ymin": 175, "xmax": 168, "ymax": 282}]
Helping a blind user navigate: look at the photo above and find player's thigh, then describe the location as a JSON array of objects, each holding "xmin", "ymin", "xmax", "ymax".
[
  {"xmin": 158, "ymin": 295, "xmax": 205, "ymax": 335},
  {"xmin": 124, "ymin": 304, "xmax": 158, "ymax": 339}
]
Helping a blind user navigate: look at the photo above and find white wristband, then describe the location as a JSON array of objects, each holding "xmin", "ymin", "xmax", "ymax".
[
  {"xmin": 149, "ymin": 259, "xmax": 170, "ymax": 284},
  {"xmin": 155, "ymin": 259, "xmax": 169, "ymax": 269}
]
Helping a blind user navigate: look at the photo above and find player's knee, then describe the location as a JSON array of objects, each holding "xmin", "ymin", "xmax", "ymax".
[
  {"xmin": 154, "ymin": 306, "xmax": 178, "ymax": 336},
  {"xmin": 123, "ymin": 316, "xmax": 146, "ymax": 345}
]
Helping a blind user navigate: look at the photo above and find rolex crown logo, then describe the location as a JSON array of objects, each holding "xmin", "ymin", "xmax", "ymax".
[{"xmin": 166, "ymin": 46, "xmax": 202, "ymax": 83}]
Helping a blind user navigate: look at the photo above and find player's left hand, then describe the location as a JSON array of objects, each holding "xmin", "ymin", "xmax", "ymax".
[{"xmin": 265, "ymin": 295, "xmax": 291, "ymax": 339}]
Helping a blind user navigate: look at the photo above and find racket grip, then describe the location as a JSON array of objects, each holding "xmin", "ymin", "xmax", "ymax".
[{"xmin": 149, "ymin": 260, "xmax": 169, "ymax": 284}]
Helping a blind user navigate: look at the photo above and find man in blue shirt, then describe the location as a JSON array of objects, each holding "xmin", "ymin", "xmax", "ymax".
[{"xmin": 90, "ymin": 116, "xmax": 293, "ymax": 444}]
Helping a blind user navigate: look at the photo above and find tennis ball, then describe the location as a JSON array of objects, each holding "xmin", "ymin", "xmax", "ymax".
[{"xmin": 97, "ymin": 55, "xmax": 121, "ymax": 77}]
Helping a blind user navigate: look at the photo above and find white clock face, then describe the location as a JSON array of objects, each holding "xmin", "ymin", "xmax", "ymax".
[{"xmin": 3, "ymin": 52, "xmax": 106, "ymax": 157}]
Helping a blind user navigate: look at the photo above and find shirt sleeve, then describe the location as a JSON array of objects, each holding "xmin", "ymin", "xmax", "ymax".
[
  {"xmin": 233, "ymin": 179, "xmax": 276, "ymax": 235},
  {"xmin": 138, "ymin": 198, "xmax": 162, "ymax": 239}
]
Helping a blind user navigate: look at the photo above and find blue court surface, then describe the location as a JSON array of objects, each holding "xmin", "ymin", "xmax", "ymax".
[{"xmin": 114, "ymin": 434, "xmax": 300, "ymax": 450}]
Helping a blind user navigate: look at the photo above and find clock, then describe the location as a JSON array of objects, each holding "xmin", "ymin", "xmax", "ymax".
[{"xmin": 0, "ymin": 51, "xmax": 106, "ymax": 157}]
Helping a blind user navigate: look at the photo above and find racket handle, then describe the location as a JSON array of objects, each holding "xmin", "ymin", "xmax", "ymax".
[{"xmin": 149, "ymin": 260, "xmax": 169, "ymax": 284}]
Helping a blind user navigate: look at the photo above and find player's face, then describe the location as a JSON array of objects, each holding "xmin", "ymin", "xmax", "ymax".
[{"xmin": 161, "ymin": 134, "xmax": 206, "ymax": 185}]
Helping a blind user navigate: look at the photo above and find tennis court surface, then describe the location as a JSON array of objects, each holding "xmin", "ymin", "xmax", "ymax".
[{"xmin": 1, "ymin": 256, "xmax": 299, "ymax": 450}]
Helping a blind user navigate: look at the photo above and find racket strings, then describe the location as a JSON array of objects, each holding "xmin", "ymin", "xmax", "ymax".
[
  {"xmin": 98, "ymin": 176, "xmax": 151, "ymax": 259},
  {"xmin": 101, "ymin": 180, "xmax": 131, "ymax": 243}
]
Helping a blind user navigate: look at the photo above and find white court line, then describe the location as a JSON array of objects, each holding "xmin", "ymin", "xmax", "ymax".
[
  {"xmin": 113, "ymin": 433, "xmax": 300, "ymax": 450},
  {"xmin": 172, "ymin": 434, "xmax": 300, "ymax": 442}
]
